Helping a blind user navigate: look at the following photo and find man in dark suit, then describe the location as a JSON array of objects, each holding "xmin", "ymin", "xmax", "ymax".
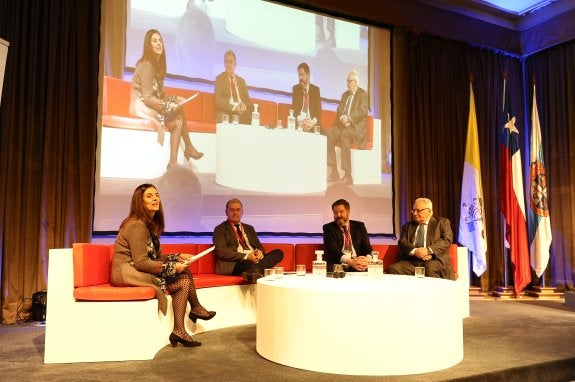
[
  {"xmin": 323, "ymin": 199, "xmax": 373, "ymax": 272},
  {"xmin": 326, "ymin": 69, "xmax": 369, "ymax": 184},
  {"xmin": 388, "ymin": 197, "xmax": 455, "ymax": 280},
  {"xmin": 291, "ymin": 62, "xmax": 322, "ymax": 132},
  {"xmin": 214, "ymin": 50, "xmax": 254, "ymax": 125},
  {"xmin": 213, "ymin": 198, "xmax": 283, "ymax": 283}
]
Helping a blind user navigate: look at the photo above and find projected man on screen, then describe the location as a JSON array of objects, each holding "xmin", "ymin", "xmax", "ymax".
[
  {"xmin": 388, "ymin": 198, "xmax": 455, "ymax": 280},
  {"xmin": 213, "ymin": 198, "xmax": 284, "ymax": 284},
  {"xmin": 326, "ymin": 69, "xmax": 368, "ymax": 185},
  {"xmin": 214, "ymin": 50, "xmax": 254, "ymax": 125},
  {"xmin": 323, "ymin": 199, "xmax": 373, "ymax": 272},
  {"xmin": 291, "ymin": 62, "xmax": 322, "ymax": 132}
]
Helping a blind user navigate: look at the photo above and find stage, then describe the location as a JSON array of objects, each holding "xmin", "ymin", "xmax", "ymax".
[{"xmin": 2, "ymin": 298, "xmax": 575, "ymax": 381}]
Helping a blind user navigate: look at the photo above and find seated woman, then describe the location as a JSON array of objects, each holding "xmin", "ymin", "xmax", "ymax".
[
  {"xmin": 111, "ymin": 183, "xmax": 215, "ymax": 347},
  {"xmin": 130, "ymin": 29, "xmax": 203, "ymax": 170}
]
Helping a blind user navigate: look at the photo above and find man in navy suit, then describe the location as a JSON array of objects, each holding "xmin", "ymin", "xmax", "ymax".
[
  {"xmin": 323, "ymin": 199, "xmax": 373, "ymax": 272},
  {"xmin": 388, "ymin": 198, "xmax": 455, "ymax": 280},
  {"xmin": 326, "ymin": 69, "xmax": 369, "ymax": 184},
  {"xmin": 214, "ymin": 50, "xmax": 254, "ymax": 125},
  {"xmin": 291, "ymin": 62, "xmax": 322, "ymax": 132}
]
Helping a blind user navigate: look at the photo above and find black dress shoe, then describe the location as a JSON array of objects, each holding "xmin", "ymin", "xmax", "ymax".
[
  {"xmin": 189, "ymin": 310, "xmax": 216, "ymax": 323},
  {"xmin": 241, "ymin": 271, "xmax": 263, "ymax": 284},
  {"xmin": 169, "ymin": 333, "xmax": 201, "ymax": 347},
  {"xmin": 250, "ymin": 272, "xmax": 263, "ymax": 283}
]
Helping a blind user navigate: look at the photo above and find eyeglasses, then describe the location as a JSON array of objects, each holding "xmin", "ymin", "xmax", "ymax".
[{"xmin": 411, "ymin": 208, "xmax": 430, "ymax": 214}]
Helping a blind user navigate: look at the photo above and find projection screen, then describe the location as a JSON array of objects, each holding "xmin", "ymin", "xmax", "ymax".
[{"xmin": 94, "ymin": 0, "xmax": 393, "ymax": 236}]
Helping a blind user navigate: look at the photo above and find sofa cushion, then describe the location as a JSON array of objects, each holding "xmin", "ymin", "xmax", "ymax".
[
  {"xmin": 262, "ymin": 243, "xmax": 295, "ymax": 271},
  {"xmin": 193, "ymin": 274, "xmax": 246, "ymax": 288},
  {"xmin": 73, "ymin": 243, "xmax": 113, "ymax": 287},
  {"xmin": 294, "ymin": 243, "xmax": 324, "ymax": 271},
  {"xmin": 73, "ymin": 284, "xmax": 156, "ymax": 301}
]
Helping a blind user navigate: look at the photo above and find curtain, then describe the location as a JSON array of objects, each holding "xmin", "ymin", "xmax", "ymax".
[
  {"xmin": 525, "ymin": 43, "xmax": 575, "ymax": 290},
  {"xmin": 0, "ymin": 0, "xmax": 99, "ymax": 324},
  {"xmin": 393, "ymin": 29, "xmax": 535, "ymax": 292}
]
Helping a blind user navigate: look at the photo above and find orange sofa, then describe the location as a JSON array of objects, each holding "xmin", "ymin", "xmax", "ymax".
[
  {"xmin": 72, "ymin": 242, "xmax": 296, "ymax": 302},
  {"xmin": 45, "ymin": 241, "xmax": 465, "ymax": 363},
  {"xmin": 294, "ymin": 243, "xmax": 458, "ymax": 280},
  {"xmin": 276, "ymin": 102, "xmax": 375, "ymax": 149},
  {"xmin": 102, "ymin": 76, "xmax": 278, "ymax": 133},
  {"xmin": 72, "ymin": 242, "xmax": 457, "ymax": 303}
]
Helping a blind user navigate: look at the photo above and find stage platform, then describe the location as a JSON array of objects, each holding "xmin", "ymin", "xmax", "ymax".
[{"xmin": 2, "ymin": 298, "xmax": 575, "ymax": 381}]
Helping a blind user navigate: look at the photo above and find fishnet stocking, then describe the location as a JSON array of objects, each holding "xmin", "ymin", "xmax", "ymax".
[
  {"xmin": 165, "ymin": 271, "xmax": 205, "ymax": 339},
  {"xmin": 165, "ymin": 111, "xmax": 200, "ymax": 166}
]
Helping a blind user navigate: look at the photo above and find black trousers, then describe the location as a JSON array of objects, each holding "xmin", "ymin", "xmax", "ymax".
[{"xmin": 231, "ymin": 249, "xmax": 284, "ymax": 275}]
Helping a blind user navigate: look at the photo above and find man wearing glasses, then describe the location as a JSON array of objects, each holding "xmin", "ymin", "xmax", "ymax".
[
  {"xmin": 326, "ymin": 69, "xmax": 369, "ymax": 185},
  {"xmin": 388, "ymin": 198, "xmax": 455, "ymax": 279}
]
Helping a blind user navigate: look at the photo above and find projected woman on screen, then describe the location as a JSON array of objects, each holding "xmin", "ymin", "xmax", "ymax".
[
  {"xmin": 111, "ymin": 183, "xmax": 216, "ymax": 348},
  {"xmin": 130, "ymin": 29, "xmax": 203, "ymax": 170}
]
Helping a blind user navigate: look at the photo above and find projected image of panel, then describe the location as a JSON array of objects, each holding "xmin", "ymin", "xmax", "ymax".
[{"xmin": 95, "ymin": 0, "xmax": 393, "ymax": 235}]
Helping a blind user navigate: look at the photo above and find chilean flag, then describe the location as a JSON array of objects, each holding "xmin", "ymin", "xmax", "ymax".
[{"xmin": 499, "ymin": 78, "xmax": 531, "ymax": 297}]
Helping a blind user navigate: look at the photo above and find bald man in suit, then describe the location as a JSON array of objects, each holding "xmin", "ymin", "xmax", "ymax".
[
  {"xmin": 326, "ymin": 69, "xmax": 369, "ymax": 185},
  {"xmin": 388, "ymin": 197, "xmax": 455, "ymax": 280}
]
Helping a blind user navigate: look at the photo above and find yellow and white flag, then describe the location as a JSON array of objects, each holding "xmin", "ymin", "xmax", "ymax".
[{"xmin": 459, "ymin": 83, "xmax": 487, "ymax": 276}]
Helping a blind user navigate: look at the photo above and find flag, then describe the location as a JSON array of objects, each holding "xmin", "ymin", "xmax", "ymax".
[
  {"xmin": 459, "ymin": 83, "xmax": 487, "ymax": 276},
  {"xmin": 528, "ymin": 84, "xmax": 552, "ymax": 277},
  {"xmin": 499, "ymin": 78, "xmax": 531, "ymax": 297}
]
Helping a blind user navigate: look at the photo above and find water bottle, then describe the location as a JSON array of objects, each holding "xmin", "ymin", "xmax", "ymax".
[
  {"xmin": 312, "ymin": 250, "xmax": 326, "ymax": 277},
  {"xmin": 287, "ymin": 109, "xmax": 296, "ymax": 130},
  {"xmin": 368, "ymin": 251, "xmax": 383, "ymax": 278},
  {"xmin": 252, "ymin": 103, "xmax": 260, "ymax": 127}
]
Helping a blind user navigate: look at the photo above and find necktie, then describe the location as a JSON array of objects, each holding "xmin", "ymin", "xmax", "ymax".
[
  {"xmin": 342, "ymin": 225, "xmax": 351, "ymax": 251},
  {"xmin": 230, "ymin": 76, "xmax": 239, "ymax": 103},
  {"xmin": 303, "ymin": 88, "xmax": 309, "ymax": 112},
  {"xmin": 234, "ymin": 223, "xmax": 248, "ymax": 250},
  {"xmin": 414, "ymin": 224, "xmax": 426, "ymax": 248}
]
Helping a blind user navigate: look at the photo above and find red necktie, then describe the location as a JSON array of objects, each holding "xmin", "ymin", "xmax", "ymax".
[
  {"xmin": 230, "ymin": 76, "xmax": 239, "ymax": 102},
  {"xmin": 234, "ymin": 223, "xmax": 248, "ymax": 250},
  {"xmin": 342, "ymin": 225, "xmax": 351, "ymax": 251}
]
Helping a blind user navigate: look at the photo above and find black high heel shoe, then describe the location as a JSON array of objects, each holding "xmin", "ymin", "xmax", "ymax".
[
  {"xmin": 189, "ymin": 310, "xmax": 216, "ymax": 323},
  {"xmin": 169, "ymin": 333, "xmax": 201, "ymax": 348},
  {"xmin": 184, "ymin": 150, "xmax": 204, "ymax": 160}
]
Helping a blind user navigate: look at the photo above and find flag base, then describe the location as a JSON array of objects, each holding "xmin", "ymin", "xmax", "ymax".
[
  {"xmin": 525, "ymin": 286, "xmax": 564, "ymax": 299},
  {"xmin": 489, "ymin": 286, "xmax": 521, "ymax": 299},
  {"xmin": 469, "ymin": 286, "xmax": 485, "ymax": 298}
]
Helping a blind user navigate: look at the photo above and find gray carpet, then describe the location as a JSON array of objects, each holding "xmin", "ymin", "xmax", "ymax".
[{"xmin": 1, "ymin": 299, "xmax": 575, "ymax": 382}]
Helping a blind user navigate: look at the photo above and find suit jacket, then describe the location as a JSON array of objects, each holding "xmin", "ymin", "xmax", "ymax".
[
  {"xmin": 398, "ymin": 215, "xmax": 454, "ymax": 280},
  {"xmin": 334, "ymin": 86, "xmax": 369, "ymax": 148},
  {"xmin": 323, "ymin": 220, "xmax": 372, "ymax": 271},
  {"xmin": 291, "ymin": 83, "xmax": 322, "ymax": 128},
  {"xmin": 212, "ymin": 220, "xmax": 264, "ymax": 275},
  {"xmin": 214, "ymin": 71, "xmax": 254, "ymax": 125}
]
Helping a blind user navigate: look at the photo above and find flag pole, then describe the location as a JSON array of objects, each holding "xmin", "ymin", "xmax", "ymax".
[{"xmin": 502, "ymin": 74, "xmax": 509, "ymax": 289}]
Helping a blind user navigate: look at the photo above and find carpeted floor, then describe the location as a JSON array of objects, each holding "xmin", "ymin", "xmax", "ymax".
[{"xmin": 1, "ymin": 299, "xmax": 575, "ymax": 382}]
